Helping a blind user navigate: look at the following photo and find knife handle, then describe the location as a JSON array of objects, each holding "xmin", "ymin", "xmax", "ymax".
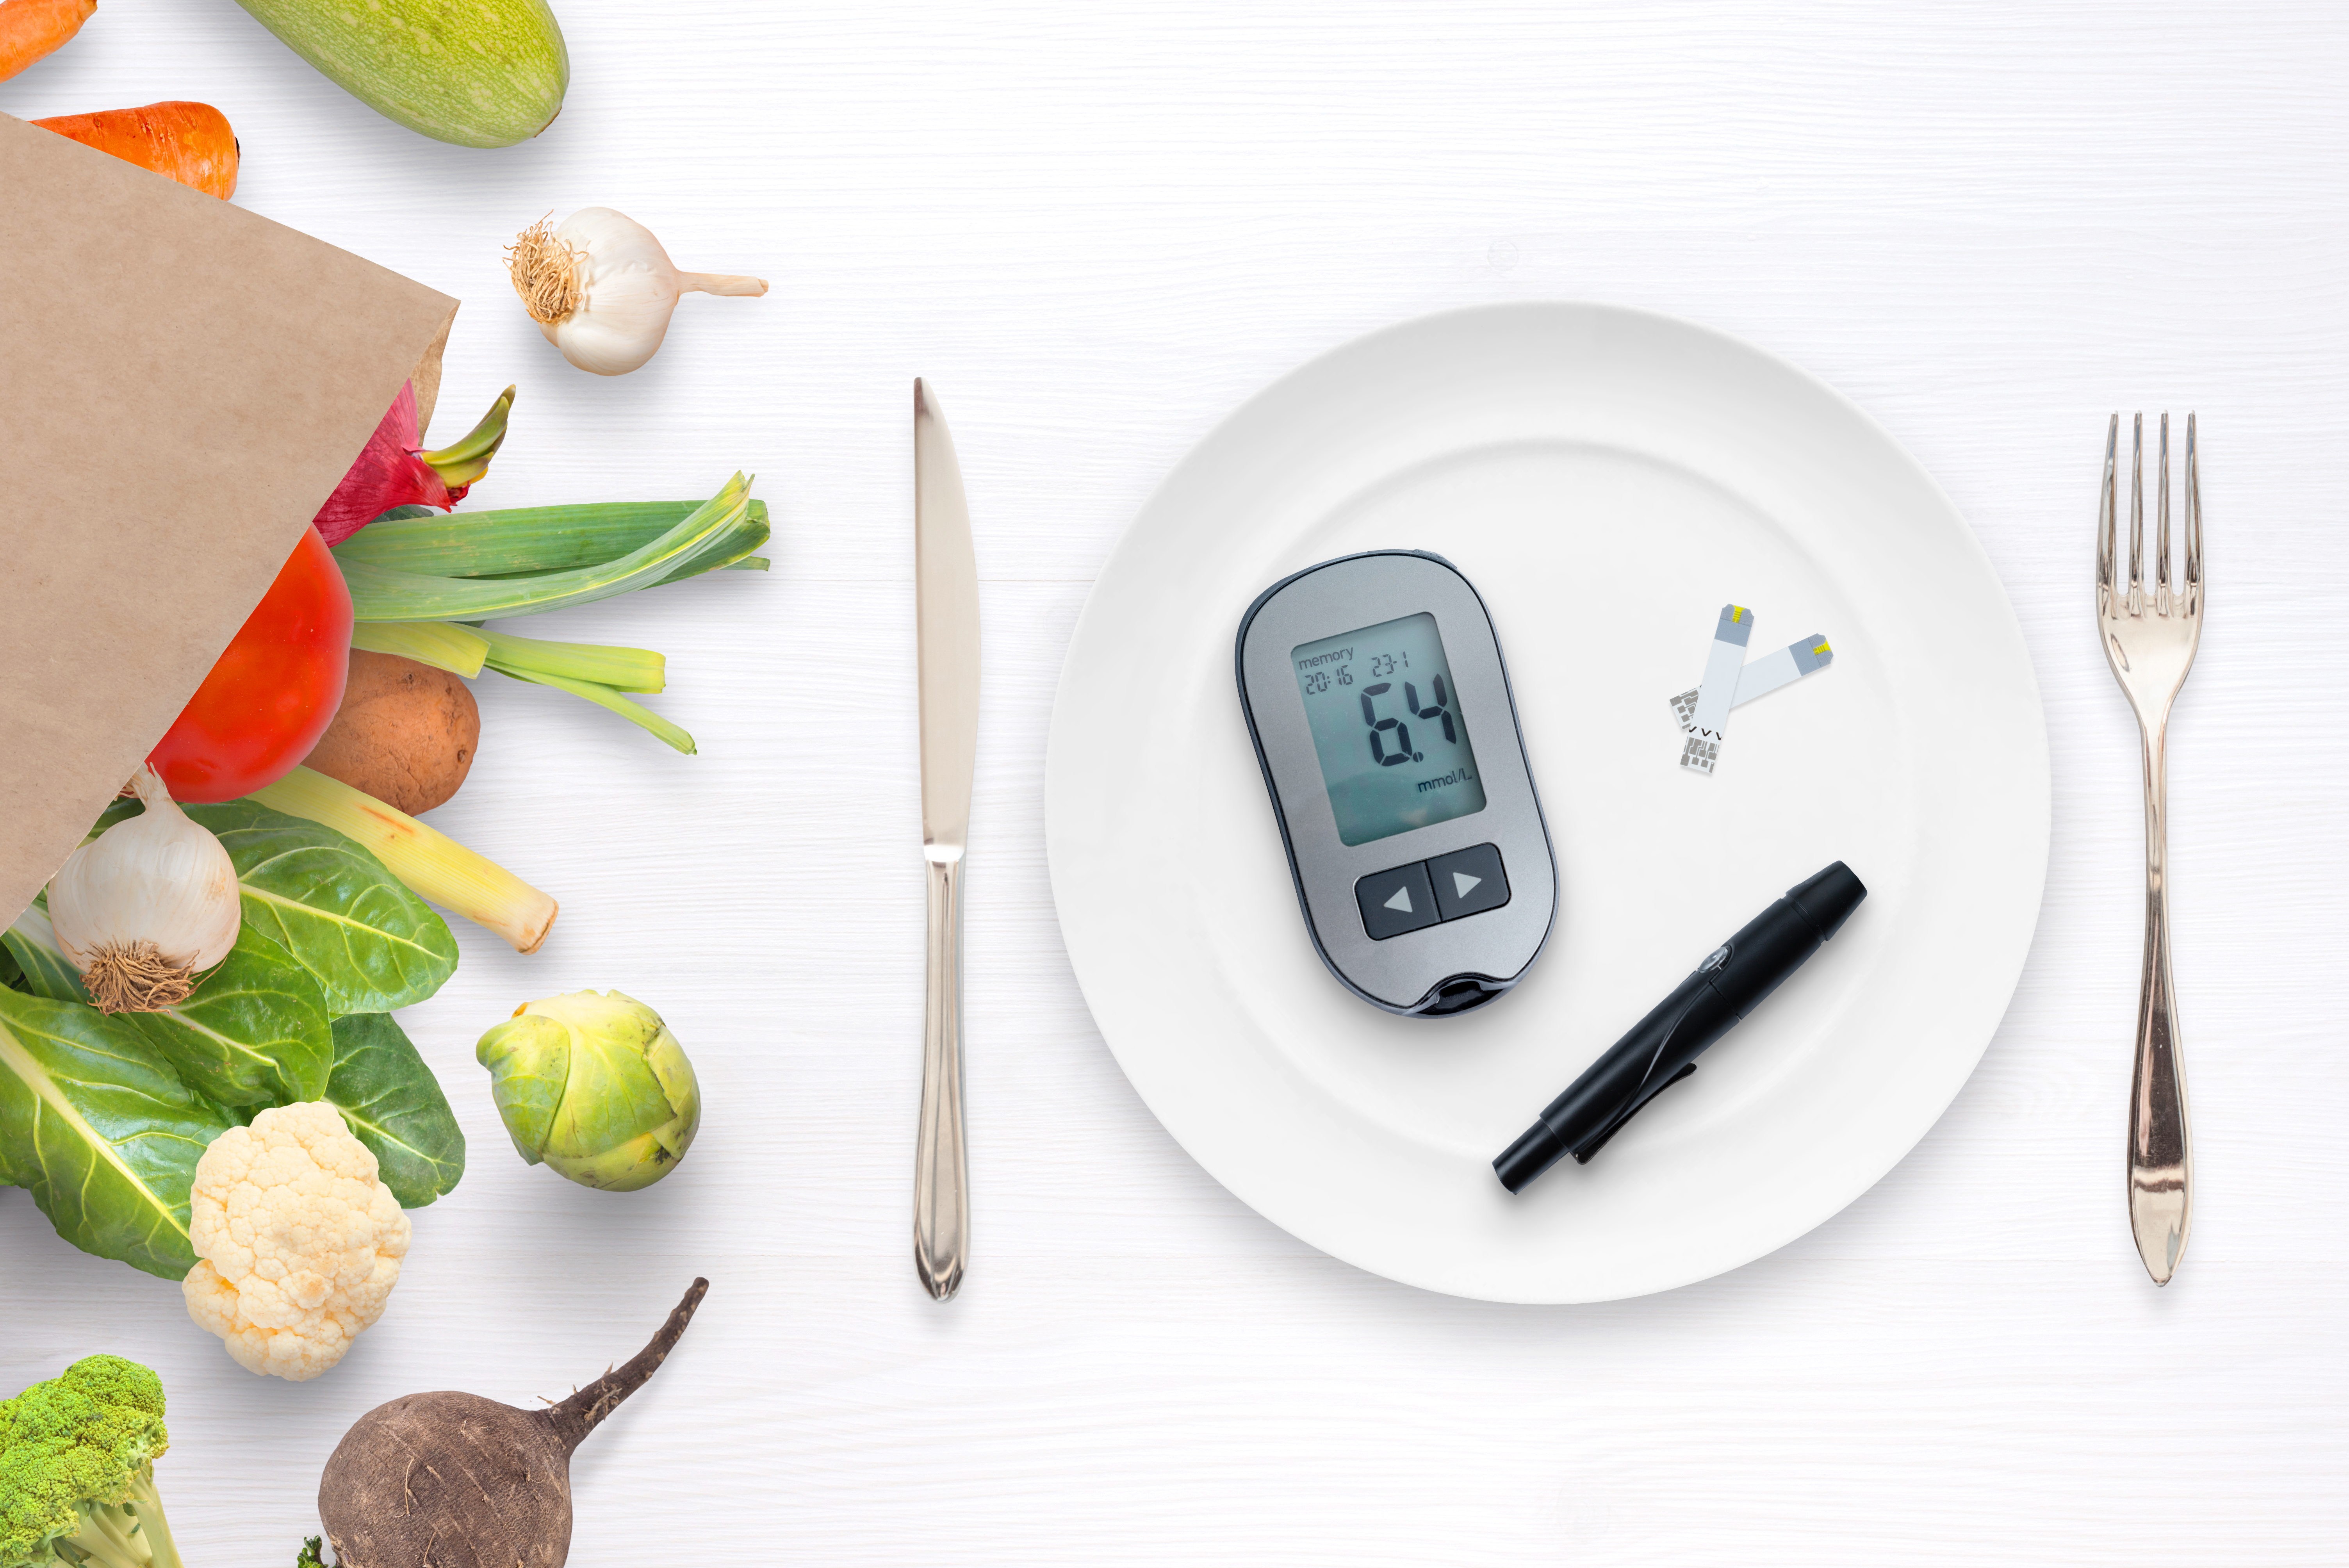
[{"xmin": 916, "ymin": 851, "xmax": 968, "ymax": 1301}]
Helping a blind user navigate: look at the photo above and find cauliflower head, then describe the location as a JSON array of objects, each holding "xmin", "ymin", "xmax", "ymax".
[{"xmin": 182, "ymin": 1101, "xmax": 410, "ymax": 1383}]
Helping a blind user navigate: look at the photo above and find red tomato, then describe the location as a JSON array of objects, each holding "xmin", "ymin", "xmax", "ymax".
[{"xmin": 149, "ymin": 527, "xmax": 353, "ymax": 803}]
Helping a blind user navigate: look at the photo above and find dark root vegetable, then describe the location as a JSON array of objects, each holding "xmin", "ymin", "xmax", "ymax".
[{"xmin": 315, "ymin": 1278, "xmax": 707, "ymax": 1568}]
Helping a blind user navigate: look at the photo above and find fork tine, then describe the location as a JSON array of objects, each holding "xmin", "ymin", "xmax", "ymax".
[
  {"xmin": 2185, "ymin": 412, "xmax": 2203, "ymax": 606},
  {"xmin": 2157, "ymin": 413, "xmax": 2173, "ymax": 614},
  {"xmin": 2098, "ymin": 413, "xmax": 2118, "ymax": 610},
  {"xmin": 2128, "ymin": 412, "xmax": 2145, "ymax": 610}
]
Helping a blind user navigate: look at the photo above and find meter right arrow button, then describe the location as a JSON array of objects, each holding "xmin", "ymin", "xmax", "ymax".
[{"xmin": 1429, "ymin": 843, "xmax": 1510, "ymax": 921}]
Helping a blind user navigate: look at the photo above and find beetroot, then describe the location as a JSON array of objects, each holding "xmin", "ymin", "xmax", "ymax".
[{"xmin": 315, "ymin": 1278, "xmax": 706, "ymax": 1568}]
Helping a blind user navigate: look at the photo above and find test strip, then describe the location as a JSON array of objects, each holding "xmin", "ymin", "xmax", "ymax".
[
  {"xmin": 1669, "ymin": 634, "xmax": 1833, "ymax": 728},
  {"xmin": 1677, "ymin": 604, "xmax": 1752, "ymax": 775}
]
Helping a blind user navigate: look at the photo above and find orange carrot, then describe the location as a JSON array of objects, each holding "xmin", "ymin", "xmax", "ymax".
[
  {"xmin": 0, "ymin": 0, "xmax": 94, "ymax": 81},
  {"xmin": 31, "ymin": 100, "xmax": 239, "ymax": 200}
]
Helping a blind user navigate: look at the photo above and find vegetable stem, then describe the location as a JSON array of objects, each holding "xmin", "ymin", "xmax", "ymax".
[
  {"xmin": 493, "ymin": 666, "xmax": 695, "ymax": 754},
  {"xmin": 681, "ymin": 273, "xmax": 768, "ymax": 297},
  {"xmin": 333, "ymin": 499, "xmax": 771, "ymax": 580},
  {"xmin": 339, "ymin": 475, "xmax": 764, "ymax": 623},
  {"xmin": 475, "ymin": 627, "xmax": 665, "ymax": 692},
  {"xmin": 250, "ymin": 768, "xmax": 557, "ymax": 954},
  {"xmin": 544, "ymin": 1278, "xmax": 709, "ymax": 1454},
  {"xmin": 350, "ymin": 620, "xmax": 490, "ymax": 678},
  {"xmin": 417, "ymin": 385, "xmax": 516, "ymax": 488},
  {"xmin": 125, "ymin": 1465, "xmax": 188, "ymax": 1568}
]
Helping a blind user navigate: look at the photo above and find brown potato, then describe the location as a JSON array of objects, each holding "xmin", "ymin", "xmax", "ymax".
[{"xmin": 303, "ymin": 650, "xmax": 479, "ymax": 814}]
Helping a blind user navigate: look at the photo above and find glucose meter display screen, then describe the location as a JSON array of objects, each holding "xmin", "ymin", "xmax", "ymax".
[{"xmin": 1291, "ymin": 612, "xmax": 1488, "ymax": 846}]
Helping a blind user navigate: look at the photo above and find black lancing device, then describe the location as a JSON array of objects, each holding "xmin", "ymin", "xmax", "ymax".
[{"xmin": 1493, "ymin": 861, "xmax": 1868, "ymax": 1193}]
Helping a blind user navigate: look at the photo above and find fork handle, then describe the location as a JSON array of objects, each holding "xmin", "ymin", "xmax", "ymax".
[{"xmin": 2129, "ymin": 715, "xmax": 2191, "ymax": 1284}]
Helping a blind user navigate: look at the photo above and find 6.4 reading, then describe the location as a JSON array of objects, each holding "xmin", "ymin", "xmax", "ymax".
[{"xmin": 1290, "ymin": 611, "xmax": 1488, "ymax": 846}]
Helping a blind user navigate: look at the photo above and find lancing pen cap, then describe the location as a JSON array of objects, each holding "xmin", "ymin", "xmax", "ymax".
[{"xmin": 1493, "ymin": 861, "xmax": 1867, "ymax": 1194}]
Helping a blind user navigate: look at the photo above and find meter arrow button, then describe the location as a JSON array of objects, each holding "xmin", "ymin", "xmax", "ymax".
[
  {"xmin": 1429, "ymin": 843, "xmax": 1510, "ymax": 921},
  {"xmin": 1356, "ymin": 862, "xmax": 1439, "ymax": 941}
]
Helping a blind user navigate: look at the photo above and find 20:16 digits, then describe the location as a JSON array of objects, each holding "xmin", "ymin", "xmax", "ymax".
[{"xmin": 1300, "ymin": 648, "xmax": 1408, "ymax": 695}]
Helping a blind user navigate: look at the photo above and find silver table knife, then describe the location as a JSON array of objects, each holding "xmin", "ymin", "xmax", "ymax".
[{"xmin": 914, "ymin": 378, "xmax": 978, "ymax": 1301}]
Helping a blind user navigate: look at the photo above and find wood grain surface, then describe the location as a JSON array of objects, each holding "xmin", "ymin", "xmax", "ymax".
[{"xmin": 3, "ymin": 3, "xmax": 2344, "ymax": 1563}]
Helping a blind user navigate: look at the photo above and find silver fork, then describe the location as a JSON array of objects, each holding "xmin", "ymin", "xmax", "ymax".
[{"xmin": 2097, "ymin": 411, "xmax": 2204, "ymax": 1285}]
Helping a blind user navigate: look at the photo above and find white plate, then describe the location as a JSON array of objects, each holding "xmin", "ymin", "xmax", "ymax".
[{"xmin": 1044, "ymin": 303, "xmax": 2048, "ymax": 1303}]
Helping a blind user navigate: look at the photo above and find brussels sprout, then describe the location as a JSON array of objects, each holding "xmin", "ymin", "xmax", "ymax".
[{"xmin": 476, "ymin": 990, "xmax": 700, "ymax": 1191}]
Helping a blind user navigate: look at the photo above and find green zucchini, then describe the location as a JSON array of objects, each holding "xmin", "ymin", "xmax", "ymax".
[{"xmin": 234, "ymin": 0, "xmax": 569, "ymax": 149}]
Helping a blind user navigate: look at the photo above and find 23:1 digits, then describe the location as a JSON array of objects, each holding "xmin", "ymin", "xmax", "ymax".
[{"xmin": 1367, "ymin": 650, "xmax": 1409, "ymax": 677}]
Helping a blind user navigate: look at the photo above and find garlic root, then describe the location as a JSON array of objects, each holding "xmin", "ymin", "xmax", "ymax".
[{"xmin": 82, "ymin": 940, "xmax": 200, "ymax": 1014}]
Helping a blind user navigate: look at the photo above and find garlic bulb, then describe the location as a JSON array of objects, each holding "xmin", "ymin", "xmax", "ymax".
[
  {"xmin": 48, "ymin": 766, "xmax": 241, "ymax": 1013},
  {"xmin": 507, "ymin": 208, "xmax": 767, "ymax": 376}
]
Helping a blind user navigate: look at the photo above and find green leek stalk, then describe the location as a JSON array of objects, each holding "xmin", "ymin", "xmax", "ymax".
[
  {"xmin": 352, "ymin": 622, "xmax": 666, "ymax": 694},
  {"xmin": 499, "ymin": 668, "xmax": 695, "ymax": 754},
  {"xmin": 251, "ymin": 768, "xmax": 558, "ymax": 954},
  {"xmin": 350, "ymin": 621, "xmax": 685, "ymax": 748},
  {"xmin": 350, "ymin": 621, "xmax": 490, "ymax": 677},
  {"xmin": 472, "ymin": 629, "xmax": 692, "ymax": 753},
  {"xmin": 475, "ymin": 627, "xmax": 663, "ymax": 691},
  {"xmin": 335, "ymin": 499, "xmax": 772, "ymax": 579},
  {"xmin": 338, "ymin": 475, "xmax": 766, "ymax": 622}
]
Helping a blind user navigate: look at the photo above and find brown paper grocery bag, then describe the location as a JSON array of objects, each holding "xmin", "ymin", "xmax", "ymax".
[{"xmin": 0, "ymin": 114, "xmax": 459, "ymax": 926}]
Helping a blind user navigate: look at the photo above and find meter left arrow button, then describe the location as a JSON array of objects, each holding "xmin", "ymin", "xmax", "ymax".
[{"xmin": 1356, "ymin": 861, "xmax": 1440, "ymax": 941}]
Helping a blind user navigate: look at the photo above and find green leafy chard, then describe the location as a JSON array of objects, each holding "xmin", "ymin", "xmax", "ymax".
[
  {"xmin": 191, "ymin": 801, "xmax": 459, "ymax": 1014},
  {"xmin": 325, "ymin": 1013, "xmax": 465, "ymax": 1207},
  {"xmin": 7, "ymin": 908, "xmax": 332, "ymax": 1109},
  {"xmin": 0, "ymin": 987, "xmax": 233, "ymax": 1280},
  {"xmin": 3, "ymin": 905, "xmax": 86, "ymax": 1004},
  {"xmin": 128, "ymin": 930, "xmax": 334, "ymax": 1108}
]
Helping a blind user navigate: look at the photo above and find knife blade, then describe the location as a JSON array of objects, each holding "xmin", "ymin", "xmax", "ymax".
[{"xmin": 914, "ymin": 377, "xmax": 977, "ymax": 1301}]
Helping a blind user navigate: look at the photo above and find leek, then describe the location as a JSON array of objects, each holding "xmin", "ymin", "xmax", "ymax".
[
  {"xmin": 351, "ymin": 621, "xmax": 665, "ymax": 694},
  {"xmin": 339, "ymin": 473, "xmax": 766, "ymax": 623},
  {"xmin": 350, "ymin": 620, "xmax": 490, "ymax": 677},
  {"xmin": 494, "ymin": 667, "xmax": 695, "ymax": 754},
  {"xmin": 334, "ymin": 497, "xmax": 770, "ymax": 581},
  {"xmin": 251, "ymin": 767, "xmax": 558, "ymax": 955},
  {"xmin": 348, "ymin": 620, "xmax": 680, "ymax": 744},
  {"xmin": 475, "ymin": 627, "xmax": 665, "ymax": 693}
]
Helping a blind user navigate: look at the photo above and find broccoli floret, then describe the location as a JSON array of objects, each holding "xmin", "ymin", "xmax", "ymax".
[{"xmin": 0, "ymin": 1356, "xmax": 183, "ymax": 1568}]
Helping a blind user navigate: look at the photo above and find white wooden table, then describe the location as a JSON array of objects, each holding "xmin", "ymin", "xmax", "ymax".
[{"xmin": 5, "ymin": 4, "xmax": 2346, "ymax": 1562}]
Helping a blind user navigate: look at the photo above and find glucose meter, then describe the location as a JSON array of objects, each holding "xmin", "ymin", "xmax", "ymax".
[{"xmin": 1236, "ymin": 551, "xmax": 1557, "ymax": 1016}]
